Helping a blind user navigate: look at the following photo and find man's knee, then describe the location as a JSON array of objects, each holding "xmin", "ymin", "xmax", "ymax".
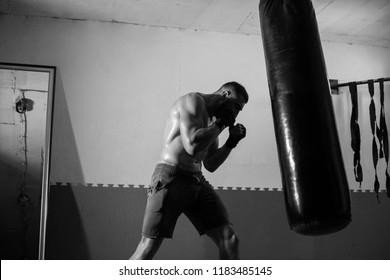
[
  {"xmin": 207, "ymin": 225, "xmax": 239, "ymax": 259},
  {"xmin": 207, "ymin": 224, "xmax": 238, "ymax": 248},
  {"xmin": 223, "ymin": 226, "xmax": 239, "ymax": 249}
]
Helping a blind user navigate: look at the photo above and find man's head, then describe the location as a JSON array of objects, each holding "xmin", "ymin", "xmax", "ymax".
[
  {"xmin": 220, "ymin": 81, "xmax": 249, "ymax": 104},
  {"xmin": 216, "ymin": 82, "xmax": 248, "ymax": 119}
]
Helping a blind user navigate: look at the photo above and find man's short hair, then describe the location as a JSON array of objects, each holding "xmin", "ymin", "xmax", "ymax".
[{"xmin": 221, "ymin": 81, "xmax": 249, "ymax": 103}]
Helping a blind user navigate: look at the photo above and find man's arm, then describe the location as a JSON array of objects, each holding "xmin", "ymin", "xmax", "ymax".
[
  {"xmin": 203, "ymin": 124, "xmax": 247, "ymax": 172},
  {"xmin": 179, "ymin": 94, "xmax": 222, "ymax": 157},
  {"xmin": 203, "ymin": 139, "xmax": 232, "ymax": 172}
]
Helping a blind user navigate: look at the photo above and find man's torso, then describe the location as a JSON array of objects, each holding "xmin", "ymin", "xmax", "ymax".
[{"xmin": 159, "ymin": 93, "xmax": 213, "ymax": 172}]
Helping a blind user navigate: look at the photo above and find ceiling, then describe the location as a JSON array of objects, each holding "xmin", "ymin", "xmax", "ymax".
[{"xmin": 1, "ymin": 0, "xmax": 389, "ymax": 48}]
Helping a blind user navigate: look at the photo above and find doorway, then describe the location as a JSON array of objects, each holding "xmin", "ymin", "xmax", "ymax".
[{"xmin": 0, "ymin": 63, "xmax": 55, "ymax": 259}]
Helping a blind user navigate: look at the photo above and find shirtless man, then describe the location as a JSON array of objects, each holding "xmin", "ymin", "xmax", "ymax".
[{"xmin": 130, "ymin": 82, "xmax": 248, "ymax": 260}]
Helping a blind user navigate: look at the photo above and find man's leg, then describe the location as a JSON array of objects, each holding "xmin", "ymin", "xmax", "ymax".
[
  {"xmin": 205, "ymin": 224, "xmax": 239, "ymax": 260},
  {"xmin": 130, "ymin": 236, "xmax": 164, "ymax": 260}
]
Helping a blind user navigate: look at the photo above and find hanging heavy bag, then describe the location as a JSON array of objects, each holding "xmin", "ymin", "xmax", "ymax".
[{"xmin": 259, "ymin": 0, "xmax": 351, "ymax": 235}]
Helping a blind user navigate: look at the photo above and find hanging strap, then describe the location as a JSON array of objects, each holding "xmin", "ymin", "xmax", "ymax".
[
  {"xmin": 349, "ymin": 82, "xmax": 363, "ymax": 186},
  {"xmin": 378, "ymin": 79, "xmax": 390, "ymax": 197},
  {"xmin": 368, "ymin": 80, "xmax": 380, "ymax": 200}
]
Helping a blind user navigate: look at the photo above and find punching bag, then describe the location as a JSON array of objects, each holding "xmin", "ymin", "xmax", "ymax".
[{"xmin": 259, "ymin": 0, "xmax": 351, "ymax": 235}]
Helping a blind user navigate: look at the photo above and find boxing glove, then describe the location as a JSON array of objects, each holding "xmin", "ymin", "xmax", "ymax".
[{"xmin": 226, "ymin": 124, "xmax": 246, "ymax": 148}]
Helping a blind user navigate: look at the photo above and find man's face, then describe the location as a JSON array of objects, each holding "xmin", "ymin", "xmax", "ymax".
[{"xmin": 225, "ymin": 90, "xmax": 245, "ymax": 118}]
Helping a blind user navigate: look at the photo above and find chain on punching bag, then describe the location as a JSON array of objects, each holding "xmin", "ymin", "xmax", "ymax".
[{"xmin": 259, "ymin": 0, "xmax": 351, "ymax": 235}]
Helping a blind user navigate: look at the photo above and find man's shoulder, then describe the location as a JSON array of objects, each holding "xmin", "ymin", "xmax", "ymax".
[
  {"xmin": 178, "ymin": 92, "xmax": 204, "ymax": 107},
  {"xmin": 180, "ymin": 92, "xmax": 203, "ymax": 101}
]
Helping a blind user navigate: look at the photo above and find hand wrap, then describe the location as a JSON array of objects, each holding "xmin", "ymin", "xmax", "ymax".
[{"xmin": 226, "ymin": 124, "xmax": 246, "ymax": 148}]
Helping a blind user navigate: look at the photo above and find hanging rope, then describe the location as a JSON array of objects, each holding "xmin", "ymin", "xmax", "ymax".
[
  {"xmin": 332, "ymin": 78, "xmax": 390, "ymax": 197},
  {"xmin": 368, "ymin": 80, "xmax": 380, "ymax": 201},
  {"xmin": 378, "ymin": 79, "xmax": 390, "ymax": 197},
  {"xmin": 349, "ymin": 82, "xmax": 363, "ymax": 186}
]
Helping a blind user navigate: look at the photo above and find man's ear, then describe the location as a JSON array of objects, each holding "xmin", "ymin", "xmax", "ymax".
[{"xmin": 222, "ymin": 90, "xmax": 231, "ymax": 97}]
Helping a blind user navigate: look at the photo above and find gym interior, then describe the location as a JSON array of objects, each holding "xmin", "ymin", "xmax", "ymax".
[{"xmin": 1, "ymin": 0, "xmax": 389, "ymax": 260}]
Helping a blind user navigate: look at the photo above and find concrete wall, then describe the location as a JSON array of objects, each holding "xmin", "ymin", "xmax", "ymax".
[{"xmin": 1, "ymin": 14, "xmax": 389, "ymax": 259}]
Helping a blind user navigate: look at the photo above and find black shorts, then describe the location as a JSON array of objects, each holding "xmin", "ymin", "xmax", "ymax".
[{"xmin": 141, "ymin": 163, "xmax": 231, "ymax": 239}]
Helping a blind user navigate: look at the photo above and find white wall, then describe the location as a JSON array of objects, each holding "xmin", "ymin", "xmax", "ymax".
[{"xmin": 1, "ymin": 14, "xmax": 389, "ymax": 192}]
